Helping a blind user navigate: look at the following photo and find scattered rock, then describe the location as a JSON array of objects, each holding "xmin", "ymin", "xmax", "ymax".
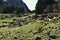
[
  {"xmin": 13, "ymin": 19, "xmax": 17, "ymax": 21},
  {"xmin": 49, "ymin": 35, "xmax": 58, "ymax": 39},
  {"xmin": 14, "ymin": 36, "xmax": 17, "ymax": 39},
  {"xmin": 38, "ymin": 27, "xmax": 43, "ymax": 33},
  {"xmin": 2, "ymin": 22, "xmax": 8, "ymax": 23},
  {"xmin": 47, "ymin": 32, "xmax": 50, "ymax": 36},
  {"xmin": 9, "ymin": 22, "xmax": 15, "ymax": 24},
  {"xmin": 49, "ymin": 38, "xmax": 51, "ymax": 40},
  {"xmin": 35, "ymin": 37, "xmax": 41, "ymax": 40},
  {"xmin": 2, "ymin": 25, "xmax": 6, "ymax": 27},
  {"xmin": 41, "ymin": 14, "xmax": 48, "ymax": 18}
]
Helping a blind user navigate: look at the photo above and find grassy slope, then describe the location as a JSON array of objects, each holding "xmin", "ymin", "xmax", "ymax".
[
  {"xmin": 0, "ymin": 20, "xmax": 60, "ymax": 40},
  {"xmin": 0, "ymin": 13, "xmax": 60, "ymax": 40}
]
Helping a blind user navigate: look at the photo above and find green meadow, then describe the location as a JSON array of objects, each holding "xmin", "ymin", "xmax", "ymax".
[{"xmin": 0, "ymin": 13, "xmax": 60, "ymax": 40}]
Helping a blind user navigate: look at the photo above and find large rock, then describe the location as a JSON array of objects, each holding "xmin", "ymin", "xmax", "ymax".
[{"xmin": 0, "ymin": 0, "xmax": 30, "ymax": 13}]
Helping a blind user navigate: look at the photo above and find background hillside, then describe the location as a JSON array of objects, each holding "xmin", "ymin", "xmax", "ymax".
[{"xmin": 0, "ymin": 0, "xmax": 30, "ymax": 13}]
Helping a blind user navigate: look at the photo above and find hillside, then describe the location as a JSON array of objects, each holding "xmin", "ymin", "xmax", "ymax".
[
  {"xmin": 0, "ymin": 0, "xmax": 30, "ymax": 13},
  {"xmin": 0, "ymin": 13, "xmax": 60, "ymax": 40}
]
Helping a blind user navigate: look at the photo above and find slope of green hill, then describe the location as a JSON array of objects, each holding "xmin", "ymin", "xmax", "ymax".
[{"xmin": 0, "ymin": 13, "xmax": 60, "ymax": 40}]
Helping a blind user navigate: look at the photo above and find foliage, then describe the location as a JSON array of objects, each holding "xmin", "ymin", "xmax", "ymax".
[{"xmin": 35, "ymin": 0, "xmax": 59, "ymax": 14}]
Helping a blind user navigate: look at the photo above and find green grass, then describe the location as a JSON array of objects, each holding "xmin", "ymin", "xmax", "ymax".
[
  {"xmin": 0, "ymin": 13, "xmax": 34, "ymax": 26},
  {"xmin": 0, "ymin": 22, "xmax": 36, "ymax": 40},
  {"xmin": 0, "ymin": 19, "xmax": 60, "ymax": 40},
  {"xmin": 0, "ymin": 13, "xmax": 60, "ymax": 40}
]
